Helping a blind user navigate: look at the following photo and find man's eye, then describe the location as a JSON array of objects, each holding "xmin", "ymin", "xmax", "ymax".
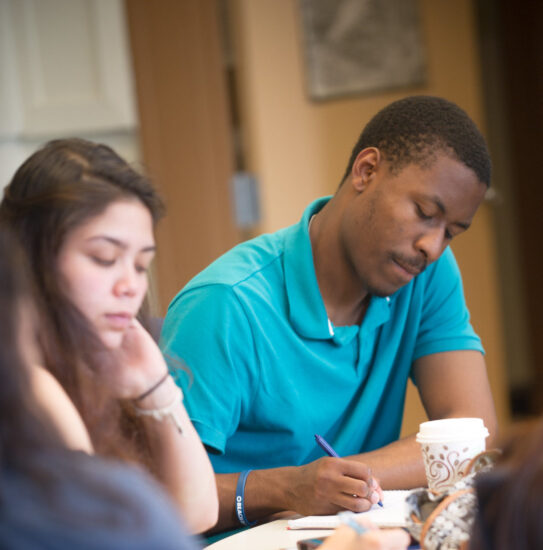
[{"xmin": 416, "ymin": 204, "xmax": 432, "ymax": 220}]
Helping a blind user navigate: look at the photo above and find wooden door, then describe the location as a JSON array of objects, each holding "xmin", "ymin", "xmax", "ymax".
[{"xmin": 125, "ymin": 0, "xmax": 239, "ymax": 313}]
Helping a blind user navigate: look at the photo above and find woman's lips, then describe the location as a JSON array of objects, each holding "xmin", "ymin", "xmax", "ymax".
[{"xmin": 104, "ymin": 313, "xmax": 133, "ymax": 330}]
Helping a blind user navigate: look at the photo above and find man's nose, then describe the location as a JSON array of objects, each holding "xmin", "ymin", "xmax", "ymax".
[{"xmin": 415, "ymin": 227, "xmax": 446, "ymax": 264}]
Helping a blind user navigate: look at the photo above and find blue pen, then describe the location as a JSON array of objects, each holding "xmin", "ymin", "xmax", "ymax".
[
  {"xmin": 314, "ymin": 434, "xmax": 384, "ymax": 507},
  {"xmin": 314, "ymin": 434, "xmax": 340, "ymax": 457}
]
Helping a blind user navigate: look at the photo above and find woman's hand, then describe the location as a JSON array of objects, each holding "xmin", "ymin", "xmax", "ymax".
[
  {"xmin": 101, "ymin": 318, "xmax": 168, "ymax": 400},
  {"xmin": 320, "ymin": 523, "xmax": 410, "ymax": 550}
]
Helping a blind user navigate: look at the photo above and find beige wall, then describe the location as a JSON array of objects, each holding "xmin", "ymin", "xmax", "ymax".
[{"xmin": 229, "ymin": 0, "xmax": 510, "ymax": 433}]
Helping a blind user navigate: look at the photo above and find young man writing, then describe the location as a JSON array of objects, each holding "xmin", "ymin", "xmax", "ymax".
[{"xmin": 161, "ymin": 96, "xmax": 498, "ymax": 535}]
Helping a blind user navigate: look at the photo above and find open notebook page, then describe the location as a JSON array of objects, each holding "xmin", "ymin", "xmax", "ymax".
[{"xmin": 287, "ymin": 490, "xmax": 412, "ymax": 529}]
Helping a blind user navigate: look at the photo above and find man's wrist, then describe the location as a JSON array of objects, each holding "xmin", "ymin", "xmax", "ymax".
[
  {"xmin": 235, "ymin": 466, "xmax": 298, "ymax": 520},
  {"xmin": 235, "ymin": 470, "xmax": 257, "ymax": 526},
  {"xmin": 253, "ymin": 466, "xmax": 299, "ymax": 512}
]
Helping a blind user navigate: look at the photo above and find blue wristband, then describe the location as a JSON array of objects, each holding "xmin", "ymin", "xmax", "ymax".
[{"xmin": 235, "ymin": 470, "xmax": 256, "ymax": 527}]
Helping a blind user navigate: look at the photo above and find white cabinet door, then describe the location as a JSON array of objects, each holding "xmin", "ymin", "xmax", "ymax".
[{"xmin": 0, "ymin": 0, "xmax": 136, "ymax": 138}]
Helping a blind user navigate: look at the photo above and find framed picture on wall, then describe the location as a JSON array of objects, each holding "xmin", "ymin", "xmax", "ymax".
[{"xmin": 297, "ymin": 0, "xmax": 427, "ymax": 101}]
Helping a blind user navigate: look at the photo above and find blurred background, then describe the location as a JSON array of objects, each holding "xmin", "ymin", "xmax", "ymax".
[{"xmin": 1, "ymin": 0, "xmax": 541, "ymax": 435}]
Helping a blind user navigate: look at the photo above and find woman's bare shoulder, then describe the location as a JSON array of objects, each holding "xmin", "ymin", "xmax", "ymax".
[{"xmin": 29, "ymin": 365, "xmax": 94, "ymax": 454}]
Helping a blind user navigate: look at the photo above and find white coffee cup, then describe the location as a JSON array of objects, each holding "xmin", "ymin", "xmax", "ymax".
[{"xmin": 416, "ymin": 418, "xmax": 489, "ymax": 492}]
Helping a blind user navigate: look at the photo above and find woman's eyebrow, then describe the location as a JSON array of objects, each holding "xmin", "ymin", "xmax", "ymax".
[{"xmin": 85, "ymin": 236, "xmax": 156, "ymax": 252}]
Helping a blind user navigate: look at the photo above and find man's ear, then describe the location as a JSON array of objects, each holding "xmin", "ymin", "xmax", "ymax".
[{"xmin": 351, "ymin": 148, "xmax": 381, "ymax": 192}]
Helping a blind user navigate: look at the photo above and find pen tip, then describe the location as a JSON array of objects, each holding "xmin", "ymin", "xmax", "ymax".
[{"xmin": 378, "ymin": 500, "xmax": 384, "ymax": 507}]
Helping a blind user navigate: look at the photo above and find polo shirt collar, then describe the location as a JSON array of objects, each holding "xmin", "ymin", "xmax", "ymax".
[
  {"xmin": 284, "ymin": 197, "xmax": 392, "ymax": 343},
  {"xmin": 284, "ymin": 197, "xmax": 331, "ymax": 340}
]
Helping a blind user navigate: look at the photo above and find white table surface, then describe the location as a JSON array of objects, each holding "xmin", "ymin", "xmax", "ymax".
[{"xmin": 205, "ymin": 520, "xmax": 333, "ymax": 550}]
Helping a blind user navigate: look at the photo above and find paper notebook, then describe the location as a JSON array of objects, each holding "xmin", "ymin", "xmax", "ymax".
[{"xmin": 287, "ymin": 490, "xmax": 412, "ymax": 529}]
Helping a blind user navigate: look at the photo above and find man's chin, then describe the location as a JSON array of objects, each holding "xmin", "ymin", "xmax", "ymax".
[
  {"xmin": 369, "ymin": 287, "xmax": 396, "ymax": 299},
  {"xmin": 366, "ymin": 280, "xmax": 405, "ymax": 299}
]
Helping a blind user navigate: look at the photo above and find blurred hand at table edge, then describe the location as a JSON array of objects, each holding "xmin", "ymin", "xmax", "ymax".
[{"xmin": 320, "ymin": 522, "xmax": 410, "ymax": 550}]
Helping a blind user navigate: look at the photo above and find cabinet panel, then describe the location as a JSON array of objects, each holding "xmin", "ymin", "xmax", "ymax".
[{"xmin": 1, "ymin": 0, "xmax": 136, "ymax": 137}]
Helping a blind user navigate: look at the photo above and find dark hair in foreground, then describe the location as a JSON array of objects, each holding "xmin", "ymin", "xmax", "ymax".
[
  {"xmin": 470, "ymin": 419, "xmax": 543, "ymax": 550},
  {"xmin": 0, "ymin": 138, "xmax": 164, "ymax": 464},
  {"xmin": 0, "ymin": 227, "xmax": 63, "ymax": 474},
  {"xmin": 0, "ymin": 228, "xmax": 198, "ymax": 549},
  {"xmin": 341, "ymin": 95, "xmax": 491, "ymax": 186}
]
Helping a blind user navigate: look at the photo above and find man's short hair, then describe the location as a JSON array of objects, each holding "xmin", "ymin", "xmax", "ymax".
[{"xmin": 341, "ymin": 95, "xmax": 491, "ymax": 186}]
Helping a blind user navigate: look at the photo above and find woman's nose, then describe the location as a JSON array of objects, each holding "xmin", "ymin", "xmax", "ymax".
[{"xmin": 113, "ymin": 268, "xmax": 139, "ymax": 297}]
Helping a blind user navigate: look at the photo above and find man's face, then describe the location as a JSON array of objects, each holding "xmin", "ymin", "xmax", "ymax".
[{"xmin": 340, "ymin": 152, "xmax": 487, "ymax": 297}]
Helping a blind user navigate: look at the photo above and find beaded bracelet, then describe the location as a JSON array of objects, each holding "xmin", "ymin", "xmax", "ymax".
[{"xmin": 133, "ymin": 384, "xmax": 185, "ymax": 435}]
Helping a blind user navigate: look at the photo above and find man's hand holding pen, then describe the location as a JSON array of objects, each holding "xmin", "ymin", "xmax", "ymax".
[{"xmin": 282, "ymin": 456, "xmax": 384, "ymax": 516}]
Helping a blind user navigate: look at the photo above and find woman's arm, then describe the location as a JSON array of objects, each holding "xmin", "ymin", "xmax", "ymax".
[
  {"xmin": 29, "ymin": 365, "xmax": 94, "ymax": 453},
  {"xmin": 109, "ymin": 320, "xmax": 218, "ymax": 534},
  {"xmin": 136, "ymin": 375, "xmax": 219, "ymax": 533}
]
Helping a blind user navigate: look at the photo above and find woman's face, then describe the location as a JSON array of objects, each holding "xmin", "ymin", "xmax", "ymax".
[{"xmin": 57, "ymin": 199, "xmax": 155, "ymax": 349}]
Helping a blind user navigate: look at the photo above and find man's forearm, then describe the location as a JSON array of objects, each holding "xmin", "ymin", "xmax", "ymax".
[
  {"xmin": 209, "ymin": 457, "xmax": 381, "ymax": 534},
  {"xmin": 209, "ymin": 467, "xmax": 297, "ymax": 534},
  {"xmin": 208, "ymin": 437, "xmax": 427, "ymax": 534},
  {"xmin": 349, "ymin": 434, "xmax": 427, "ymax": 489}
]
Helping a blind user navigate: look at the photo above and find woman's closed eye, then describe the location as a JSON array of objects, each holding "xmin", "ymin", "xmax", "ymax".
[
  {"xmin": 91, "ymin": 255, "xmax": 116, "ymax": 267},
  {"xmin": 135, "ymin": 263, "xmax": 150, "ymax": 274}
]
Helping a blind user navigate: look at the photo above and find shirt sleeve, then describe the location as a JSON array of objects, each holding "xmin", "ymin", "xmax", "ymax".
[
  {"xmin": 413, "ymin": 247, "xmax": 484, "ymax": 361},
  {"xmin": 160, "ymin": 284, "xmax": 257, "ymax": 454}
]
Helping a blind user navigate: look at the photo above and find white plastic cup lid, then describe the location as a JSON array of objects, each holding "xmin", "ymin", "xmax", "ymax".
[{"xmin": 416, "ymin": 417, "xmax": 489, "ymax": 443}]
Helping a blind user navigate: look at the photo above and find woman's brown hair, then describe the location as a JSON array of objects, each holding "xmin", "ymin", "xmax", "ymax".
[
  {"xmin": 0, "ymin": 226, "xmax": 64, "ymax": 473},
  {"xmin": 0, "ymin": 138, "xmax": 165, "ymax": 464},
  {"xmin": 470, "ymin": 419, "xmax": 543, "ymax": 550}
]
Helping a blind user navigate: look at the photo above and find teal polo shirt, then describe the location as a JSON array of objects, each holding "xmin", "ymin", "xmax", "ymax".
[{"xmin": 160, "ymin": 197, "xmax": 483, "ymax": 472}]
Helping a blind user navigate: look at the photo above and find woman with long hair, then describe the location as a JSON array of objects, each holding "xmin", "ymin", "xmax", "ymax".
[
  {"xmin": 470, "ymin": 418, "xmax": 543, "ymax": 550},
  {"xmin": 0, "ymin": 138, "xmax": 218, "ymax": 533},
  {"xmin": 0, "ymin": 226, "xmax": 202, "ymax": 548}
]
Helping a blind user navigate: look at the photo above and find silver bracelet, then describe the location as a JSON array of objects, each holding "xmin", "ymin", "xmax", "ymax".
[{"xmin": 133, "ymin": 384, "xmax": 185, "ymax": 435}]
